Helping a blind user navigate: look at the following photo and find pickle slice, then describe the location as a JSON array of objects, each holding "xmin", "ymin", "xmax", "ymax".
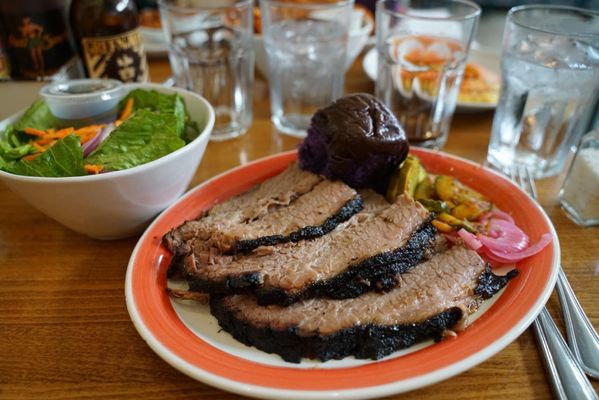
[{"xmin": 386, "ymin": 155, "xmax": 422, "ymax": 202}]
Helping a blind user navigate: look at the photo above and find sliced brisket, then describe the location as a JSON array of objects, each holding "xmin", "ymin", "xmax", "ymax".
[
  {"xmin": 163, "ymin": 162, "xmax": 322, "ymax": 252},
  {"xmin": 185, "ymin": 195, "xmax": 439, "ymax": 305},
  {"xmin": 210, "ymin": 246, "xmax": 518, "ymax": 362},
  {"xmin": 163, "ymin": 163, "xmax": 363, "ymax": 277}
]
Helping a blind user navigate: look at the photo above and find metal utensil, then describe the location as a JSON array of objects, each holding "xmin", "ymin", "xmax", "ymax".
[
  {"xmin": 492, "ymin": 163, "xmax": 598, "ymax": 399},
  {"xmin": 556, "ymin": 269, "xmax": 599, "ymax": 378}
]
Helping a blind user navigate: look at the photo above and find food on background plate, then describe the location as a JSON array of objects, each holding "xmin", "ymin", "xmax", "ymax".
[
  {"xmin": 253, "ymin": 2, "xmax": 374, "ymax": 35},
  {"xmin": 458, "ymin": 63, "xmax": 500, "ymax": 104},
  {"xmin": 389, "ymin": 35, "xmax": 499, "ymax": 105},
  {"xmin": 163, "ymin": 93, "xmax": 549, "ymax": 363},
  {"xmin": 0, "ymin": 89, "xmax": 197, "ymax": 177}
]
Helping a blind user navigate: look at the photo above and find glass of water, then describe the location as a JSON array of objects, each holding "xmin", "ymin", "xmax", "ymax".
[
  {"xmin": 376, "ymin": 0, "xmax": 481, "ymax": 149},
  {"xmin": 487, "ymin": 5, "xmax": 599, "ymax": 178},
  {"xmin": 159, "ymin": 0, "xmax": 254, "ymax": 141},
  {"xmin": 260, "ymin": 0, "xmax": 353, "ymax": 138}
]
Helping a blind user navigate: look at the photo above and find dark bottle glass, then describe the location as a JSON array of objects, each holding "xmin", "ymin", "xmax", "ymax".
[
  {"xmin": 70, "ymin": 0, "xmax": 148, "ymax": 82},
  {"xmin": 0, "ymin": 21, "xmax": 11, "ymax": 80},
  {"xmin": 0, "ymin": 0, "xmax": 74, "ymax": 80}
]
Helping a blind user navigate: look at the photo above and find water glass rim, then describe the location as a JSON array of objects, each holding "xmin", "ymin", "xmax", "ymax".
[
  {"xmin": 508, "ymin": 5, "xmax": 599, "ymax": 38},
  {"xmin": 158, "ymin": 0, "xmax": 253, "ymax": 12},
  {"xmin": 260, "ymin": 0, "xmax": 354, "ymax": 11},
  {"xmin": 378, "ymin": 0, "xmax": 481, "ymax": 22}
]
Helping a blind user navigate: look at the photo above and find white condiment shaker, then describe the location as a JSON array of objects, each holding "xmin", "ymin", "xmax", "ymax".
[{"xmin": 559, "ymin": 127, "xmax": 599, "ymax": 227}]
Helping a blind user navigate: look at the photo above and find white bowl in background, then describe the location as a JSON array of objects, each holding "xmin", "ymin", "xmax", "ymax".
[
  {"xmin": 254, "ymin": 7, "xmax": 374, "ymax": 78},
  {"xmin": 0, "ymin": 83, "xmax": 215, "ymax": 240}
]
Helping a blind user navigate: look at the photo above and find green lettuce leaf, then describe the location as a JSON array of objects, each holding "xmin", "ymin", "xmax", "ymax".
[
  {"xmin": 6, "ymin": 134, "xmax": 85, "ymax": 177},
  {"xmin": 0, "ymin": 126, "xmax": 34, "ymax": 160},
  {"xmin": 14, "ymin": 99, "xmax": 60, "ymax": 131},
  {"xmin": 122, "ymin": 89, "xmax": 186, "ymax": 138},
  {"xmin": 84, "ymin": 109, "xmax": 185, "ymax": 171}
]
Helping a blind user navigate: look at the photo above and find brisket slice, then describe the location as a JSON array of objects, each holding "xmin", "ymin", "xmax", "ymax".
[
  {"xmin": 185, "ymin": 195, "xmax": 437, "ymax": 305},
  {"xmin": 210, "ymin": 246, "xmax": 518, "ymax": 363},
  {"xmin": 164, "ymin": 164, "xmax": 363, "ymax": 277},
  {"xmin": 164, "ymin": 162, "xmax": 322, "ymax": 252}
]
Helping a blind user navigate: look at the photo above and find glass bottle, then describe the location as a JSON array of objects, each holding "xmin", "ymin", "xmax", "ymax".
[
  {"xmin": 70, "ymin": 0, "xmax": 148, "ymax": 82},
  {"xmin": 0, "ymin": 0, "xmax": 75, "ymax": 80}
]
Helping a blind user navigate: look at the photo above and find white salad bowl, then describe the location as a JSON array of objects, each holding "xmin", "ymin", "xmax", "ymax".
[{"xmin": 0, "ymin": 83, "xmax": 215, "ymax": 240}]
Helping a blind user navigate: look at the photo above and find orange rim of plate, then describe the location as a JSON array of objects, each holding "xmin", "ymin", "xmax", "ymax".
[{"xmin": 126, "ymin": 148, "xmax": 558, "ymax": 396}]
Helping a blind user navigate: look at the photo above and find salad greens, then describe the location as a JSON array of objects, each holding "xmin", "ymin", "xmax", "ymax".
[
  {"xmin": 125, "ymin": 89, "xmax": 187, "ymax": 137},
  {"xmin": 4, "ymin": 135, "xmax": 85, "ymax": 177},
  {"xmin": 85, "ymin": 109, "xmax": 185, "ymax": 171},
  {"xmin": 0, "ymin": 89, "xmax": 195, "ymax": 178},
  {"xmin": 14, "ymin": 99, "xmax": 59, "ymax": 131}
]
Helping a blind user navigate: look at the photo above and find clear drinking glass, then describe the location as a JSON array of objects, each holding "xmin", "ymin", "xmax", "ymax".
[
  {"xmin": 376, "ymin": 0, "xmax": 480, "ymax": 149},
  {"xmin": 559, "ymin": 128, "xmax": 599, "ymax": 227},
  {"xmin": 159, "ymin": 0, "xmax": 254, "ymax": 141},
  {"xmin": 260, "ymin": 0, "xmax": 353, "ymax": 138},
  {"xmin": 486, "ymin": 6, "xmax": 599, "ymax": 178}
]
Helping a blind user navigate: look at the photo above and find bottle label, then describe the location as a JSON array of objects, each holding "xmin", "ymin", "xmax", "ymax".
[
  {"xmin": 81, "ymin": 29, "xmax": 147, "ymax": 82},
  {"xmin": 3, "ymin": 7, "xmax": 73, "ymax": 79}
]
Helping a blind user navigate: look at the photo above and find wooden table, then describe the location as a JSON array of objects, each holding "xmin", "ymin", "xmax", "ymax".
[{"xmin": 1, "ymin": 57, "xmax": 597, "ymax": 400}]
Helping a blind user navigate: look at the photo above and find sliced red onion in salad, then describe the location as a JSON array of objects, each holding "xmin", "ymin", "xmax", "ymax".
[{"xmin": 82, "ymin": 123, "xmax": 114, "ymax": 157}]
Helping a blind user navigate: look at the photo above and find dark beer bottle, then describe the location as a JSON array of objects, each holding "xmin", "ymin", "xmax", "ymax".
[
  {"xmin": 0, "ymin": 0, "xmax": 75, "ymax": 80},
  {"xmin": 70, "ymin": 0, "xmax": 148, "ymax": 82}
]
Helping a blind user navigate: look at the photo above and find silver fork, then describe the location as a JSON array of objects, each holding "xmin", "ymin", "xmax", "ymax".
[{"xmin": 495, "ymin": 163, "xmax": 598, "ymax": 399}]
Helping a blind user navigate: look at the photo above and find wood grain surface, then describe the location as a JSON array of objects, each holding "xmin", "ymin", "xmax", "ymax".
[{"xmin": 0, "ymin": 55, "xmax": 597, "ymax": 400}]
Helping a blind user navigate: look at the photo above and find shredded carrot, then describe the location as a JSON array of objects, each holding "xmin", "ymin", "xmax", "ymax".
[
  {"xmin": 23, "ymin": 153, "xmax": 42, "ymax": 162},
  {"xmin": 74, "ymin": 125, "xmax": 104, "ymax": 136},
  {"xmin": 54, "ymin": 127, "xmax": 75, "ymax": 137},
  {"xmin": 31, "ymin": 142, "xmax": 47, "ymax": 152},
  {"xmin": 84, "ymin": 164, "xmax": 103, "ymax": 174},
  {"xmin": 37, "ymin": 132, "xmax": 67, "ymax": 141},
  {"xmin": 21, "ymin": 121, "xmax": 108, "ymax": 163},
  {"xmin": 115, "ymin": 120, "xmax": 122, "ymax": 127},
  {"xmin": 24, "ymin": 127, "xmax": 47, "ymax": 136},
  {"xmin": 79, "ymin": 133, "xmax": 97, "ymax": 144},
  {"xmin": 118, "ymin": 98, "xmax": 134, "ymax": 121},
  {"xmin": 35, "ymin": 138, "xmax": 58, "ymax": 146}
]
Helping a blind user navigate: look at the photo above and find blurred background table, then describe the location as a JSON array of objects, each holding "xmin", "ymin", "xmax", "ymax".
[{"xmin": 0, "ymin": 55, "xmax": 597, "ymax": 400}]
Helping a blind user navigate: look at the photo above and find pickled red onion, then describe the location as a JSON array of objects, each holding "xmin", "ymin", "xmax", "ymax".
[
  {"xmin": 478, "ymin": 219, "xmax": 529, "ymax": 252},
  {"xmin": 453, "ymin": 214, "xmax": 551, "ymax": 264},
  {"xmin": 480, "ymin": 233, "xmax": 552, "ymax": 263},
  {"xmin": 480, "ymin": 209, "xmax": 515, "ymax": 225},
  {"xmin": 457, "ymin": 229, "xmax": 482, "ymax": 250}
]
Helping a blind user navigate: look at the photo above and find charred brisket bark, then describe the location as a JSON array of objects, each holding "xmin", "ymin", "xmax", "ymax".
[
  {"xmin": 208, "ymin": 246, "xmax": 517, "ymax": 363},
  {"xmin": 231, "ymin": 195, "xmax": 364, "ymax": 253},
  {"xmin": 210, "ymin": 300, "xmax": 463, "ymax": 363}
]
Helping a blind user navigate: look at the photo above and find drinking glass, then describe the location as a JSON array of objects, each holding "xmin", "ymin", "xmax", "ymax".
[
  {"xmin": 376, "ymin": 0, "xmax": 480, "ymax": 149},
  {"xmin": 486, "ymin": 6, "xmax": 599, "ymax": 178},
  {"xmin": 260, "ymin": 0, "xmax": 353, "ymax": 138},
  {"xmin": 159, "ymin": 0, "xmax": 254, "ymax": 141}
]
